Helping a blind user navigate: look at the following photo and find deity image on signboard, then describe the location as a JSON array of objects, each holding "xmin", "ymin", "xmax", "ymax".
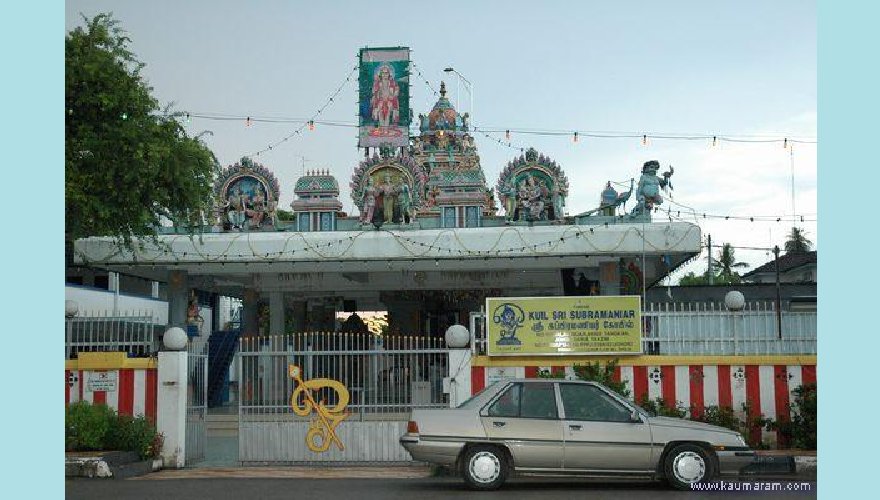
[
  {"xmin": 492, "ymin": 303, "xmax": 524, "ymax": 346},
  {"xmin": 370, "ymin": 63, "xmax": 400, "ymax": 127}
]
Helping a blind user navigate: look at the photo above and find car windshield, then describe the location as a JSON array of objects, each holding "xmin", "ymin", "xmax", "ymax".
[{"xmin": 456, "ymin": 381, "xmax": 503, "ymax": 409}]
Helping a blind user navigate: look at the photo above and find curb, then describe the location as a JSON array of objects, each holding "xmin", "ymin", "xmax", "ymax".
[{"xmin": 65, "ymin": 454, "xmax": 164, "ymax": 479}]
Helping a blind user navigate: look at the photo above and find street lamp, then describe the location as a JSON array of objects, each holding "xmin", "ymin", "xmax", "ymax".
[
  {"xmin": 443, "ymin": 67, "xmax": 474, "ymax": 123},
  {"xmin": 65, "ymin": 299, "xmax": 79, "ymax": 359}
]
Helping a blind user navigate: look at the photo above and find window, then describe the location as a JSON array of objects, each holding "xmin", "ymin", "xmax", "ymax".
[
  {"xmin": 487, "ymin": 383, "xmax": 558, "ymax": 419},
  {"xmin": 560, "ymin": 384, "xmax": 632, "ymax": 422}
]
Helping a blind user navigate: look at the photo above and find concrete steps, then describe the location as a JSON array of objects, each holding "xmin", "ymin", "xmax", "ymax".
[{"xmin": 207, "ymin": 412, "xmax": 239, "ymax": 437}]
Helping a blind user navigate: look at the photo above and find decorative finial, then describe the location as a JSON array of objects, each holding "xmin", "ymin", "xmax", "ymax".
[{"xmin": 440, "ymin": 81, "xmax": 446, "ymax": 98}]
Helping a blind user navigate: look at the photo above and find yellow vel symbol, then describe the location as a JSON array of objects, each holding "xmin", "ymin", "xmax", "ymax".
[{"xmin": 288, "ymin": 364, "xmax": 350, "ymax": 453}]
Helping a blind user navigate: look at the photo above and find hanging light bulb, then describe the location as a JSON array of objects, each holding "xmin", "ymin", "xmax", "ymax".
[
  {"xmin": 505, "ymin": 129, "xmax": 510, "ymax": 140},
  {"xmin": 573, "ymin": 131, "xmax": 578, "ymax": 143},
  {"xmin": 246, "ymin": 116, "xmax": 252, "ymax": 127},
  {"xmin": 308, "ymin": 120, "xmax": 315, "ymax": 131},
  {"xmin": 642, "ymin": 134, "xmax": 648, "ymax": 146},
  {"xmin": 783, "ymin": 138, "xmax": 788, "ymax": 149},
  {"xmin": 711, "ymin": 136, "xmax": 717, "ymax": 147},
  {"xmin": 185, "ymin": 113, "xmax": 191, "ymax": 124}
]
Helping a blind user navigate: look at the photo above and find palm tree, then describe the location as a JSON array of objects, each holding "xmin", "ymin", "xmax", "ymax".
[
  {"xmin": 784, "ymin": 227, "xmax": 813, "ymax": 254},
  {"xmin": 715, "ymin": 243, "xmax": 749, "ymax": 283}
]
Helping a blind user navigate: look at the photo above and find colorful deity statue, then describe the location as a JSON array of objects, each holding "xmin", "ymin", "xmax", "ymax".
[
  {"xmin": 496, "ymin": 148, "xmax": 569, "ymax": 224},
  {"xmin": 380, "ymin": 175, "xmax": 397, "ymax": 223},
  {"xmin": 398, "ymin": 181, "xmax": 412, "ymax": 223},
  {"xmin": 360, "ymin": 177, "xmax": 378, "ymax": 223},
  {"xmin": 551, "ymin": 183, "xmax": 565, "ymax": 220},
  {"xmin": 226, "ymin": 186, "xmax": 246, "ymax": 229},
  {"xmin": 631, "ymin": 161, "xmax": 674, "ymax": 216},
  {"xmin": 214, "ymin": 157, "xmax": 281, "ymax": 232},
  {"xmin": 502, "ymin": 182, "xmax": 517, "ymax": 222}
]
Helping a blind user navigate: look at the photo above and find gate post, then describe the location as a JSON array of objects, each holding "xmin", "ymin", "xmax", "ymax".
[
  {"xmin": 157, "ymin": 328, "xmax": 188, "ymax": 468},
  {"xmin": 444, "ymin": 325, "xmax": 473, "ymax": 407}
]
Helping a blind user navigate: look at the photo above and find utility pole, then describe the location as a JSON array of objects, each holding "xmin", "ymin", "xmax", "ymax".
[
  {"xmin": 707, "ymin": 235, "xmax": 713, "ymax": 285},
  {"xmin": 774, "ymin": 245, "xmax": 782, "ymax": 339}
]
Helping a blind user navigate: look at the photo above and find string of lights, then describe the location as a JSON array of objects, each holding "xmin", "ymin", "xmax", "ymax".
[
  {"xmin": 78, "ymin": 222, "xmax": 703, "ymax": 265},
  {"xmin": 181, "ymin": 60, "xmax": 815, "ymax": 156},
  {"xmin": 239, "ymin": 65, "xmax": 358, "ymax": 159}
]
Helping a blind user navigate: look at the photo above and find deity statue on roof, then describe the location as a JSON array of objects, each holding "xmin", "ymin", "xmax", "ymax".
[
  {"xmin": 360, "ymin": 177, "xmax": 378, "ymax": 224},
  {"xmin": 398, "ymin": 179, "xmax": 412, "ymax": 224},
  {"xmin": 380, "ymin": 174, "xmax": 397, "ymax": 223},
  {"xmin": 371, "ymin": 63, "xmax": 400, "ymax": 127},
  {"xmin": 631, "ymin": 160, "xmax": 674, "ymax": 216}
]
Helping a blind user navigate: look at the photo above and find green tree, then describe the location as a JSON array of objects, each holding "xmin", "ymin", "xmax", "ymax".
[
  {"xmin": 678, "ymin": 243, "xmax": 748, "ymax": 285},
  {"xmin": 715, "ymin": 243, "xmax": 749, "ymax": 282},
  {"xmin": 66, "ymin": 13, "xmax": 218, "ymax": 250},
  {"xmin": 784, "ymin": 227, "xmax": 813, "ymax": 254}
]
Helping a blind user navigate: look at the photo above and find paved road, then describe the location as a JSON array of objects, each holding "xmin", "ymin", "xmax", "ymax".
[{"xmin": 67, "ymin": 477, "xmax": 817, "ymax": 499}]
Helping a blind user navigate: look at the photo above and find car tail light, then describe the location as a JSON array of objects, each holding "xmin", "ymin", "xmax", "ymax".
[{"xmin": 407, "ymin": 421, "xmax": 419, "ymax": 434}]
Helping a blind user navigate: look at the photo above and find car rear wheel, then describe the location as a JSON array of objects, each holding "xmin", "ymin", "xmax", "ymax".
[
  {"xmin": 663, "ymin": 443, "xmax": 715, "ymax": 490},
  {"xmin": 462, "ymin": 445, "xmax": 508, "ymax": 490}
]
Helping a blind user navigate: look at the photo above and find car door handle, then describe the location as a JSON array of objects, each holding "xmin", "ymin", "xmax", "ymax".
[
  {"xmin": 492, "ymin": 421, "xmax": 506, "ymax": 427},
  {"xmin": 569, "ymin": 425, "xmax": 582, "ymax": 431}
]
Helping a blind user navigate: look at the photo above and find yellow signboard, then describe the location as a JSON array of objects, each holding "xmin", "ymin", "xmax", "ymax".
[{"xmin": 486, "ymin": 296, "xmax": 642, "ymax": 356}]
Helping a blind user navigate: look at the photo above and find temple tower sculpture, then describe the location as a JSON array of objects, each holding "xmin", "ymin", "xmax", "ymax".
[
  {"xmin": 213, "ymin": 157, "xmax": 281, "ymax": 231},
  {"xmin": 410, "ymin": 82, "xmax": 494, "ymax": 228},
  {"xmin": 291, "ymin": 169, "xmax": 343, "ymax": 231},
  {"xmin": 496, "ymin": 148, "xmax": 569, "ymax": 223}
]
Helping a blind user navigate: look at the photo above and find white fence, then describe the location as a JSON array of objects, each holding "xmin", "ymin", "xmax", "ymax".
[
  {"xmin": 643, "ymin": 301, "xmax": 817, "ymax": 355},
  {"xmin": 65, "ymin": 311, "xmax": 161, "ymax": 360}
]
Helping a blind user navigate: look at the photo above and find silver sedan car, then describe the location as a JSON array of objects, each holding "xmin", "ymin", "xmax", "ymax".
[{"xmin": 400, "ymin": 379, "xmax": 755, "ymax": 490}]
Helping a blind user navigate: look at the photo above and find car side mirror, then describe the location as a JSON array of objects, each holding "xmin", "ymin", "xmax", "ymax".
[{"xmin": 629, "ymin": 410, "xmax": 642, "ymax": 423}]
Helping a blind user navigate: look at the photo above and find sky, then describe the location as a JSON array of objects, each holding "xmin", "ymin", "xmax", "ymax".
[{"xmin": 64, "ymin": 0, "xmax": 817, "ymax": 281}]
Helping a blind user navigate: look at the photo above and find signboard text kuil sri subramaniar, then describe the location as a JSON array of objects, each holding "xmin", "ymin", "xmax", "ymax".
[{"xmin": 486, "ymin": 296, "xmax": 642, "ymax": 356}]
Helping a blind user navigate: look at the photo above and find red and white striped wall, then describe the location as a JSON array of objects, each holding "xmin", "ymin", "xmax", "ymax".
[
  {"xmin": 65, "ymin": 352, "xmax": 159, "ymax": 421},
  {"xmin": 470, "ymin": 356, "xmax": 816, "ymax": 444},
  {"xmin": 66, "ymin": 368, "xmax": 158, "ymax": 421}
]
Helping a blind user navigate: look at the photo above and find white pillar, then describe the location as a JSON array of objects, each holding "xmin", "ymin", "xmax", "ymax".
[
  {"xmin": 242, "ymin": 288, "xmax": 259, "ymax": 336},
  {"xmin": 446, "ymin": 349, "xmax": 473, "ymax": 407},
  {"xmin": 599, "ymin": 260, "xmax": 620, "ymax": 296},
  {"xmin": 167, "ymin": 270, "xmax": 189, "ymax": 328},
  {"xmin": 151, "ymin": 281, "xmax": 160, "ymax": 299},
  {"xmin": 157, "ymin": 351, "xmax": 188, "ymax": 468},
  {"xmin": 269, "ymin": 292, "xmax": 285, "ymax": 335}
]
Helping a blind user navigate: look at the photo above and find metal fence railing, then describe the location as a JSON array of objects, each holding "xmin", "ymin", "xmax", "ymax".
[
  {"xmin": 642, "ymin": 301, "xmax": 817, "ymax": 355},
  {"xmin": 186, "ymin": 344, "xmax": 208, "ymax": 464},
  {"xmin": 65, "ymin": 311, "xmax": 161, "ymax": 360},
  {"xmin": 471, "ymin": 300, "xmax": 817, "ymax": 356},
  {"xmin": 238, "ymin": 333, "xmax": 451, "ymax": 422}
]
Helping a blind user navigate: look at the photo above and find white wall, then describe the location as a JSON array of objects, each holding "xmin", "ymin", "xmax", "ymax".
[{"xmin": 65, "ymin": 286, "xmax": 213, "ymax": 335}]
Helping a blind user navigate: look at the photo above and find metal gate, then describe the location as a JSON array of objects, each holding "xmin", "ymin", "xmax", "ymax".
[
  {"xmin": 186, "ymin": 347, "xmax": 208, "ymax": 464},
  {"xmin": 238, "ymin": 333, "xmax": 450, "ymax": 463}
]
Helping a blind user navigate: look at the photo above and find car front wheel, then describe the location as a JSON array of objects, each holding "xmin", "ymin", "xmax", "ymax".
[
  {"xmin": 462, "ymin": 445, "xmax": 508, "ymax": 490},
  {"xmin": 663, "ymin": 443, "xmax": 715, "ymax": 490}
]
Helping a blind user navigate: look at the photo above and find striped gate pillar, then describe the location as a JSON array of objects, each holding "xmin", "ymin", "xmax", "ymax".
[{"xmin": 65, "ymin": 352, "xmax": 158, "ymax": 422}]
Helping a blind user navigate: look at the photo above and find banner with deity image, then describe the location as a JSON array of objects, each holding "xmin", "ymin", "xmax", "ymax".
[
  {"xmin": 486, "ymin": 296, "xmax": 642, "ymax": 356},
  {"xmin": 358, "ymin": 47, "xmax": 411, "ymax": 148}
]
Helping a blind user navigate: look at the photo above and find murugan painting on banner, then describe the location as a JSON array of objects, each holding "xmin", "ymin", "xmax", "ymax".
[{"xmin": 358, "ymin": 47, "xmax": 411, "ymax": 148}]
